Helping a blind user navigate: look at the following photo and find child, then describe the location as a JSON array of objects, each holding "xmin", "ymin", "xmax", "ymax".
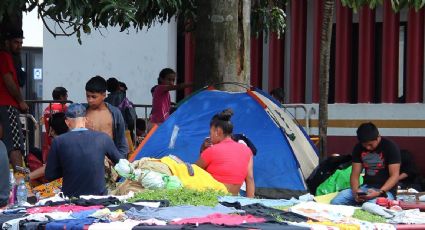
[
  {"xmin": 135, "ymin": 118, "xmax": 147, "ymax": 147},
  {"xmin": 150, "ymin": 68, "xmax": 192, "ymax": 125},
  {"xmin": 42, "ymin": 87, "xmax": 68, "ymax": 151}
]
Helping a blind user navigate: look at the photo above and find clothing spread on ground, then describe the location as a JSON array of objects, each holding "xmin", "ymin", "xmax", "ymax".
[{"xmin": 2, "ymin": 193, "xmax": 425, "ymax": 229}]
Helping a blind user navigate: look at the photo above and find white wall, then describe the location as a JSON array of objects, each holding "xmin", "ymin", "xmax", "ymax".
[
  {"xmin": 43, "ymin": 20, "xmax": 177, "ymax": 109},
  {"xmin": 285, "ymin": 103, "xmax": 425, "ymax": 137},
  {"xmin": 22, "ymin": 9, "xmax": 43, "ymax": 47}
]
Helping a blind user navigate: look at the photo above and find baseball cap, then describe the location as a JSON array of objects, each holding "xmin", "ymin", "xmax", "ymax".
[
  {"xmin": 65, "ymin": 103, "xmax": 86, "ymax": 118},
  {"xmin": 4, "ymin": 28, "xmax": 24, "ymax": 40}
]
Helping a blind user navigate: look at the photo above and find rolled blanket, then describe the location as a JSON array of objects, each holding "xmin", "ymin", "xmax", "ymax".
[
  {"xmin": 160, "ymin": 156, "xmax": 227, "ymax": 193},
  {"xmin": 362, "ymin": 202, "xmax": 394, "ymax": 219}
]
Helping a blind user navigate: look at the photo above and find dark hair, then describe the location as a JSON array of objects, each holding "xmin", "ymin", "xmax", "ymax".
[
  {"xmin": 270, "ymin": 88, "xmax": 285, "ymax": 103},
  {"xmin": 210, "ymin": 109, "xmax": 234, "ymax": 135},
  {"xmin": 136, "ymin": 118, "xmax": 146, "ymax": 131},
  {"xmin": 52, "ymin": 87, "xmax": 67, "ymax": 100},
  {"xmin": 158, "ymin": 68, "xmax": 176, "ymax": 83},
  {"xmin": 85, "ymin": 75, "xmax": 107, "ymax": 93},
  {"xmin": 357, "ymin": 122, "xmax": 379, "ymax": 143},
  {"xmin": 150, "ymin": 85, "xmax": 158, "ymax": 94},
  {"xmin": 106, "ymin": 78, "xmax": 120, "ymax": 93},
  {"xmin": 49, "ymin": 112, "xmax": 69, "ymax": 135},
  {"xmin": 119, "ymin": 81, "xmax": 128, "ymax": 91}
]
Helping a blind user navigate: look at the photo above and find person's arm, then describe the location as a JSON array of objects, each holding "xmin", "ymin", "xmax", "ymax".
[
  {"xmin": 195, "ymin": 158, "xmax": 207, "ymax": 169},
  {"xmin": 162, "ymin": 83, "xmax": 193, "ymax": 92},
  {"xmin": 195, "ymin": 148, "xmax": 211, "ymax": 169},
  {"xmin": 104, "ymin": 135, "xmax": 123, "ymax": 164},
  {"xmin": 29, "ymin": 165, "xmax": 46, "ymax": 180},
  {"xmin": 245, "ymin": 157, "xmax": 255, "ymax": 198},
  {"xmin": 199, "ymin": 137, "xmax": 212, "ymax": 154},
  {"xmin": 364, "ymin": 163, "xmax": 400, "ymax": 199},
  {"xmin": 114, "ymin": 109, "xmax": 129, "ymax": 158},
  {"xmin": 366, "ymin": 142, "xmax": 401, "ymax": 199},
  {"xmin": 399, "ymin": 172, "xmax": 409, "ymax": 181},
  {"xmin": 350, "ymin": 162, "xmax": 363, "ymax": 201},
  {"xmin": 382, "ymin": 164, "xmax": 401, "ymax": 194},
  {"xmin": 2, "ymin": 72, "xmax": 28, "ymax": 112},
  {"xmin": 44, "ymin": 140, "xmax": 63, "ymax": 181}
]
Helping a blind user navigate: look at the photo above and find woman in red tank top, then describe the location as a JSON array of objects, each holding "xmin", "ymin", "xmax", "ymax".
[{"xmin": 195, "ymin": 109, "xmax": 255, "ymax": 197}]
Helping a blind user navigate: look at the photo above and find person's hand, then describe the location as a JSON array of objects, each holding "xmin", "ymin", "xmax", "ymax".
[
  {"xmin": 353, "ymin": 189, "xmax": 366, "ymax": 203},
  {"xmin": 362, "ymin": 189, "xmax": 381, "ymax": 200},
  {"xmin": 200, "ymin": 137, "xmax": 212, "ymax": 153},
  {"xmin": 19, "ymin": 101, "xmax": 29, "ymax": 113}
]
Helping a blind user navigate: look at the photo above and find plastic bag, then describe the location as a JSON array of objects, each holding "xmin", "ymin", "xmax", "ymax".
[
  {"xmin": 139, "ymin": 170, "xmax": 165, "ymax": 189},
  {"xmin": 163, "ymin": 175, "xmax": 182, "ymax": 189},
  {"xmin": 316, "ymin": 166, "xmax": 363, "ymax": 195},
  {"xmin": 114, "ymin": 159, "xmax": 143, "ymax": 181}
]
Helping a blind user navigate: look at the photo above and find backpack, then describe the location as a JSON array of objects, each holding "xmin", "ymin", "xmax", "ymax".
[
  {"xmin": 305, "ymin": 154, "xmax": 352, "ymax": 195},
  {"xmin": 118, "ymin": 97, "xmax": 137, "ymax": 130},
  {"xmin": 231, "ymin": 133, "xmax": 257, "ymax": 156}
]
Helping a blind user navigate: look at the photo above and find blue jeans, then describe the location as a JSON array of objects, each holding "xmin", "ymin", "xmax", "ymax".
[{"xmin": 330, "ymin": 185, "xmax": 394, "ymax": 205}]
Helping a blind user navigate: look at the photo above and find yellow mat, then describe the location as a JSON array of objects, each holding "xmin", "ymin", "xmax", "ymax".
[{"xmin": 314, "ymin": 192, "xmax": 338, "ymax": 204}]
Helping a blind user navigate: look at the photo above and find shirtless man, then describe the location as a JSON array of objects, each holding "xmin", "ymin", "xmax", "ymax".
[{"xmin": 84, "ymin": 76, "xmax": 128, "ymax": 157}]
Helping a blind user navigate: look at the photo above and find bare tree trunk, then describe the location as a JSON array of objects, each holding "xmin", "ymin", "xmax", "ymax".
[
  {"xmin": 194, "ymin": 0, "xmax": 250, "ymax": 92},
  {"xmin": 319, "ymin": 0, "xmax": 335, "ymax": 160}
]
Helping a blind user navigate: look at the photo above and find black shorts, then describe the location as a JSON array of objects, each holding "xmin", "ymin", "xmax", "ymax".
[{"xmin": 0, "ymin": 106, "xmax": 25, "ymax": 155}]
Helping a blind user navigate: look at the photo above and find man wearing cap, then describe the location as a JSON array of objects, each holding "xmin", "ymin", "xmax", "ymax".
[
  {"xmin": 0, "ymin": 28, "xmax": 28, "ymax": 170},
  {"xmin": 331, "ymin": 122, "xmax": 401, "ymax": 205},
  {"xmin": 45, "ymin": 103, "xmax": 123, "ymax": 197}
]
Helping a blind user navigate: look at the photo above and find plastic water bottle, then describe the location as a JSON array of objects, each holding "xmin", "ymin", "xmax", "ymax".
[
  {"xmin": 16, "ymin": 180, "xmax": 27, "ymax": 206},
  {"xmin": 8, "ymin": 170, "xmax": 16, "ymax": 207}
]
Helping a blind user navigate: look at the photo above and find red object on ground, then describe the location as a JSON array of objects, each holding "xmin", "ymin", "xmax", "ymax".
[
  {"xmin": 377, "ymin": 197, "xmax": 425, "ymax": 211},
  {"xmin": 399, "ymin": 201, "xmax": 425, "ymax": 212},
  {"xmin": 376, "ymin": 197, "xmax": 399, "ymax": 208},
  {"xmin": 27, "ymin": 205, "xmax": 103, "ymax": 214},
  {"xmin": 397, "ymin": 224, "xmax": 425, "ymax": 229},
  {"xmin": 172, "ymin": 213, "xmax": 266, "ymax": 226}
]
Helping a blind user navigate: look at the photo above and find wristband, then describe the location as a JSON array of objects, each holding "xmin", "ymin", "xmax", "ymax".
[{"xmin": 379, "ymin": 190, "xmax": 388, "ymax": 198}]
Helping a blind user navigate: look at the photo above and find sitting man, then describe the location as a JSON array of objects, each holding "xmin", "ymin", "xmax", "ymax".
[
  {"xmin": 28, "ymin": 112, "xmax": 69, "ymax": 185},
  {"xmin": 45, "ymin": 103, "xmax": 123, "ymax": 197},
  {"xmin": 399, "ymin": 149, "xmax": 422, "ymax": 191},
  {"xmin": 331, "ymin": 122, "xmax": 401, "ymax": 205}
]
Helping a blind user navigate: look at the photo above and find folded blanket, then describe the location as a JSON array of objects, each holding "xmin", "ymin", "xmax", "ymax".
[{"xmin": 160, "ymin": 156, "xmax": 227, "ymax": 193}]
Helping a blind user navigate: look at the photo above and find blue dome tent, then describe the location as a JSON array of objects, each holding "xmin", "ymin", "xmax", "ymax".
[{"xmin": 130, "ymin": 87, "xmax": 319, "ymax": 198}]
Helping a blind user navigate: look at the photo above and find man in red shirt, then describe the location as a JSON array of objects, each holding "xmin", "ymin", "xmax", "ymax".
[
  {"xmin": 0, "ymin": 29, "xmax": 29, "ymax": 168},
  {"xmin": 0, "ymin": 28, "xmax": 28, "ymax": 170}
]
